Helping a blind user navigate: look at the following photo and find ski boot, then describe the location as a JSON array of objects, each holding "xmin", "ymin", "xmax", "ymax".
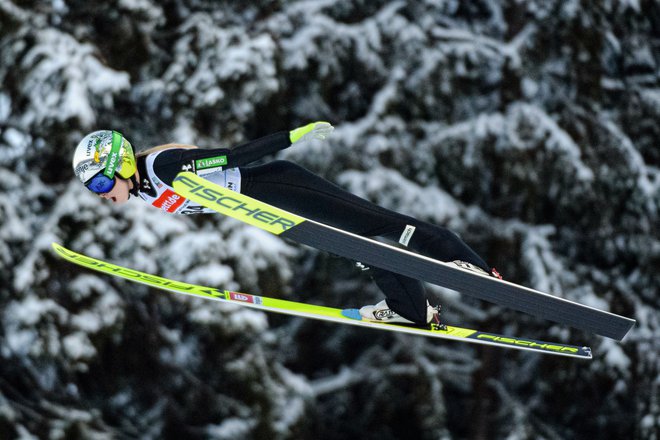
[{"xmin": 359, "ymin": 299, "xmax": 442, "ymax": 327}]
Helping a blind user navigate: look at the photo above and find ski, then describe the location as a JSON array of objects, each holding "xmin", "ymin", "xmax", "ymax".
[
  {"xmin": 51, "ymin": 243, "xmax": 592, "ymax": 359},
  {"xmin": 172, "ymin": 172, "xmax": 635, "ymax": 341}
]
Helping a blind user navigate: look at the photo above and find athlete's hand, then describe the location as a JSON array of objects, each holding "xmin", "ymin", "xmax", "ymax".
[{"xmin": 289, "ymin": 121, "xmax": 334, "ymax": 145}]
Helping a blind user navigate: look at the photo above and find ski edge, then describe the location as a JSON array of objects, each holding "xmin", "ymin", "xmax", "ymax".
[{"xmin": 50, "ymin": 242, "xmax": 593, "ymax": 359}]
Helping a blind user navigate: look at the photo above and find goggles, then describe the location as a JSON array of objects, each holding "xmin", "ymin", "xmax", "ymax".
[
  {"xmin": 84, "ymin": 131, "xmax": 124, "ymax": 194},
  {"xmin": 85, "ymin": 171, "xmax": 116, "ymax": 194}
]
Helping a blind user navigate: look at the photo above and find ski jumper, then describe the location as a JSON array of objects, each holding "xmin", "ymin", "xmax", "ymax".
[{"xmin": 134, "ymin": 132, "xmax": 490, "ymax": 323}]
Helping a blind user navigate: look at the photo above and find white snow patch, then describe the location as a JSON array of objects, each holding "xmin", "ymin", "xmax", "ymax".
[
  {"xmin": 206, "ymin": 418, "xmax": 256, "ymax": 440},
  {"xmin": 600, "ymin": 338, "xmax": 631, "ymax": 373},
  {"xmin": 63, "ymin": 332, "xmax": 96, "ymax": 360},
  {"xmin": 20, "ymin": 28, "xmax": 129, "ymax": 127},
  {"xmin": 5, "ymin": 296, "xmax": 66, "ymax": 327},
  {"xmin": 338, "ymin": 167, "xmax": 462, "ymax": 223}
]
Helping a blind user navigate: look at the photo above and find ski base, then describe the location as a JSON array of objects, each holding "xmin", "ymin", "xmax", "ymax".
[{"xmin": 51, "ymin": 243, "xmax": 592, "ymax": 359}]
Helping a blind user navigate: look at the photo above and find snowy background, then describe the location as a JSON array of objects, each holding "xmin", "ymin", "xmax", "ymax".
[{"xmin": 1, "ymin": 0, "xmax": 659, "ymax": 439}]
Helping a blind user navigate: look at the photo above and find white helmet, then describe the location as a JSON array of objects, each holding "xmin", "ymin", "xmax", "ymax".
[{"xmin": 72, "ymin": 130, "xmax": 137, "ymax": 188}]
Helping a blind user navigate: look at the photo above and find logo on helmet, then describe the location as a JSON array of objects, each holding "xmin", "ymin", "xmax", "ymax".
[
  {"xmin": 93, "ymin": 136, "xmax": 105, "ymax": 163},
  {"xmin": 75, "ymin": 162, "xmax": 90, "ymax": 177},
  {"xmin": 105, "ymin": 150, "xmax": 120, "ymax": 176}
]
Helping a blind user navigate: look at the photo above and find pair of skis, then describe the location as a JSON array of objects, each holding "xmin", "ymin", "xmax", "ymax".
[
  {"xmin": 53, "ymin": 172, "xmax": 635, "ymax": 359},
  {"xmin": 171, "ymin": 172, "xmax": 634, "ymax": 340}
]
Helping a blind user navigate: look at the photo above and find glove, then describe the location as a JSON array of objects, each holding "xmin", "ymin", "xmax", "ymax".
[{"xmin": 289, "ymin": 121, "xmax": 334, "ymax": 144}]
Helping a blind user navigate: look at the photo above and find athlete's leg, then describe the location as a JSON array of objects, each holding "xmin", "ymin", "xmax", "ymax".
[
  {"xmin": 367, "ymin": 268, "xmax": 430, "ymax": 322},
  {"xmin": 242, "ymin": 161, "xmax": 432, "ymax": 321},
  {"xmin": 241, "ymin": 161, "xmax": 489, "ymax": 323},
  {"xmin": 242, "ymin": 161, "xmax": 405, "ymax": 236},
  {"xmin": 243, "ymin": 161, "xmax": 489, "ymax": 266}
]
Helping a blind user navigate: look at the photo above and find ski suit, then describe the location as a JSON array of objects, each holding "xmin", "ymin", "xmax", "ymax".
[{"xmin": 134, "ymin": 131, "xmax": 490, "ymax": 323}]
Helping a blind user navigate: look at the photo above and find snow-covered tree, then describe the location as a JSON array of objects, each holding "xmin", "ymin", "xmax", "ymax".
[{"xmin": 1, "ymin": 0, "xmax": 657, "ymax": 438}]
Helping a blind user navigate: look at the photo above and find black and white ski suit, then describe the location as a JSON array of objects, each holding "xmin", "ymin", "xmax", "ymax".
[{"xmin": 134, "ymin": 131, "xmax": 490, "ymax": 323}]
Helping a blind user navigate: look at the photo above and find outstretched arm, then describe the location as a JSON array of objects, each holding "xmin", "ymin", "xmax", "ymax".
[
  {"xmin": 152, "ymin": 122, "xmax": 334, "ymax": 184},
  {"xmin": 225, "ymin": 121, "xmax": 334, "ymax": 165},
  {"xmin": 213, "ymin": 121, "xmax": 334, "ymax": 167},
  {"xmin": 167, "ymin": 121, "xmax": 333, "ymax": 168}
]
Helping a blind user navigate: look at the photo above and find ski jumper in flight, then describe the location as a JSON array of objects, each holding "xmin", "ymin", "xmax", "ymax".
[{"xmin": 72, "ymin": 122, "xmax": 501, "ymax": 325}]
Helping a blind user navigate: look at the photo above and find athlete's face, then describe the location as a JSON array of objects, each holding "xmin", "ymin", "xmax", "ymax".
[{"xmin": 99, "ymin": 177, "xmax": 131, "ymax": 204}]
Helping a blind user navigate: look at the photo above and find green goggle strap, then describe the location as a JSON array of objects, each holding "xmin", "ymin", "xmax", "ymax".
[{"xmin": 103, "ymin": 131, "xmax": 123, "ymax": 179}]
